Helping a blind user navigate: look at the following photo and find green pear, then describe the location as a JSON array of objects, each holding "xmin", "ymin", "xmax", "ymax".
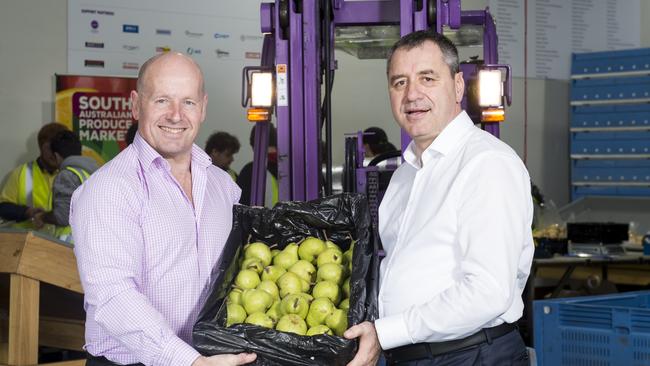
[
  {"xmin": 288, "ymin": 260, "xmax": 316, "ymax": 283},
  {"xmin": 343, "ymin": 241, "xmax": 354, "ymax": 267},
  {"xmin": 325, "ymin": 308, "xmax": 348, "ymax": 336},
  {"xmin": 277, "ymin": 272, "xmax": 303, "ymax": 297},
  {"xmin": 306, "ymin": 297, "xmax": 335, "ymax": 327},
  {"xmin": 276, "ymin": 314, "xmax": 307, "ymax": 335},
  {"xmin": 234, "ymin": 269, "xmax": 260, "ymax": 290},
  {"xmin": 265, "ymin": 300, "xmax": 282, "ymax": 322},
  {"xmin": 241, "ymin": 257, "xmax": 264, "ymax": 274},
  {"xmin": 339, "ymin": 298, "xmax": 350, "ymax": 311},
  {"xmin": 297, "ymin": 292, "xmax": 314, "ymax": 303},
  {"xmin": 245, "ymin": 312, "xmax": 274, "ymax": 329},
  {"xmin": 227, "ymin": 288, "xmax": 243, "ymax": 305},
  {"xmin": 261, "ymin": 265, "xmax": 286, "ymax": 282},
  {"xmin": 273, "ymin": 243, "xmax": 299, "ymax": 269},
  {"xmin": 307, "ymin": 325, "xmax": 334, "ymax": 336},
  {"xmin": 241, "ymin": 289, "xmax": 273, "ymax": 314},
  {"xmin": 271, "ymin": 249, "xmax": 281, "ymax": 257},
  {"xmin": 244, "ymin": 242, "xmax": 273, "ymax": 266},
  {"xmin": 312, "ymin": 280, "xmax": 341, "ymax": 305},
  {"xmin": 226, "ymin": 303, "xmax": 247, "ymax": 326},
  {"xmin": 317, "ymin": 263, "xmax": 345, "ymax": 285},
  {"xmin": 298, "ymin": 237, "xmax": 326, "ymax": 262},
  {"xmin": 281, "ymin": 294, "xmax": 310, "ymax": 319},
  {"xmin": 342, "ymin": 277, "xmax": 351, "ymax": 298},
  {"xmin": 257, "ymin": 280, "xmax": 280, "ymax": 299},
  {"xmin": 300, "ymin": 278, "xmax": 311, "ymax": 293},
  {"xmin": 316, "ymin": 248, "xmax": 344, "ymax": 267},
  {"xmin": 325, "ymin": 240, "xmax": 340, "ymax": 251}
]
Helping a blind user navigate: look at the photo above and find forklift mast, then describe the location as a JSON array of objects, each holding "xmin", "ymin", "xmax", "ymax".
[{"xmin": 245, "ymin": 0, "xmax": 511, "ymax": 205}]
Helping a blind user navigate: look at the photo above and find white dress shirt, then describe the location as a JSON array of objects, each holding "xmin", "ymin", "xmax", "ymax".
[{"xmin": 374, "ymin": 111, "xmax": 534, "ymax": 350}]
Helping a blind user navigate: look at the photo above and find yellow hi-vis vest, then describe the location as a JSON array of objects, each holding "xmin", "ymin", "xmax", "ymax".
[
  {"xmin": 53, "ymin": 166, "xmax": 90, "ymax": 243},
  {"xmin": 14, "ymin": 161, "xmax": 54, "ymax": 229}
]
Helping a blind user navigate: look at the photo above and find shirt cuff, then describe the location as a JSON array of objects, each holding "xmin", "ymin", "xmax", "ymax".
[
  {"xmin": 374, "ymin": 312, "xmax": 412, "ymax": 350},
  {"xmin": 155, "ymin": 336, "xmax": 201, "ymax": 366}
]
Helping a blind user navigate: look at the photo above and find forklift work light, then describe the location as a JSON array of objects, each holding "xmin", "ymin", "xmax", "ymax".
[
  {"xmin": 251, "ymin": 72, "xmax": 273, "ymax": 107},
  {"xmin": 478, "ymin": 69, "xmax": 503, "ymax": 107}
]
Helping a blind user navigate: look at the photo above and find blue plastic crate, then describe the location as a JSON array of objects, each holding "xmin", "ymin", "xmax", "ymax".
[
  {"xmin": 534, "ymin": 291, "xmax": 650, "ymax": 366},
  {"xmin": 571, "ymin": 105, "xmax": 650, "ymax": 129},
  {"xmin": 571, "ymin": 76, "xmax": 650, "ymax": 102},
  {"xmin": 572, "ymin": 48, "xmax": 650, "ymax": 76}
]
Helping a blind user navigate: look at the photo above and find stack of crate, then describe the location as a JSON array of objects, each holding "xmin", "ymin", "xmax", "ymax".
[{"xmin": 570, "ymin": 48, "xmax": 650, "ymax": 200}]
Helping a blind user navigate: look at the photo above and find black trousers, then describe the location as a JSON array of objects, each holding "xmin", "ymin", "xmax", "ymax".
[
  {"xmin": 86, "ymin": 355, "xmax": 144, "ymax": 366},
  {"xmin": 388, "ymin": 330, "xmax": 529, "ymax": 366}
]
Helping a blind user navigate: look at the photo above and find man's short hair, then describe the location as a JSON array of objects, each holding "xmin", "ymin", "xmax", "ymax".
[
  {"xmin": 50, "ymin": 130, "xmax": 82, "ymax": 159},
  {"xmin": 38, "ymin": 123, "xmax": 69, "ymax": 148},
  {"xmin": 205, "ymin": 131, "xmax": 241, "ymax": 154},
  {"xmin": 386, "ymin": 30, "xmax": 459, "ymax": 77},
  {"xmin": 249, "ymin": 124, "xmax": 277, "ymax": 149}
]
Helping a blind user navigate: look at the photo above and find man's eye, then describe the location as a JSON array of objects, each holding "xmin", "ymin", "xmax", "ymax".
[
  {"xmin": 184, "ymin": 100, "xmax": 196, "ymax": 106},
  {"xmin": 393, "ymin": 80, "xmax": 406, "ymax": 88},
  {"xmin": 155, "ymin": 99, "xmax": 167, "ymax": 104}
]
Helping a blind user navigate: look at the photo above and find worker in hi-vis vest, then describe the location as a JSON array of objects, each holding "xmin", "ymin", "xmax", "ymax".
[
  {"xmin": 33, "ymin": 130, "xmax": 98, "ymax": 243},
  {"xmin": 0, "ymin": 123, "xmax": 68, "ymax": 230}
]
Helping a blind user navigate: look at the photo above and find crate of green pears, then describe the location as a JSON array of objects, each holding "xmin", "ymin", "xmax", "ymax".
[
  {"xmin": 226, "ymin": 236, "xmax": 355, "ymax": 336},
  {"xmin": 193, "ymin": 194, "xmax": 377, "ymax": 366}
]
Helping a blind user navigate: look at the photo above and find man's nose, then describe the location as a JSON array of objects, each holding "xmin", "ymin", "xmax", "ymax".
[
  {"xmin": 167, "ymin": 101, "xmax": 182, "ymax": 122},
  {"xmin": 405, "ymin": 82, "xmax": 423, "ymax": 101}
]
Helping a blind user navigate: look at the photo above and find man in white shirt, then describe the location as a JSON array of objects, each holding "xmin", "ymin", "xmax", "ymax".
[{"xmin": 344, "ymin": 30, "xmax": 534, "ymax": 365}]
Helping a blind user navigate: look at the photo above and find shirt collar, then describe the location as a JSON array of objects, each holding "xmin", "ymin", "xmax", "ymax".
[
  {"xmin": 402, "ymin": 110, "xmax": 475, "ymax": 169},
  {"xmin": 132, "ymin": 131, "xmax": 212, "ymax": 172}
]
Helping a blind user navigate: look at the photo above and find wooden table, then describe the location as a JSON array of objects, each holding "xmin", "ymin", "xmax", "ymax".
[{"xmin": 0, "ymin": 230, "xmax": 85, "ymax": 366}]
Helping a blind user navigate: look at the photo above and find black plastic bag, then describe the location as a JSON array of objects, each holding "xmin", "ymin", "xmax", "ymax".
[{"xmin": 193, "ymin": 193, "xmax": 379, "ymax": 365}]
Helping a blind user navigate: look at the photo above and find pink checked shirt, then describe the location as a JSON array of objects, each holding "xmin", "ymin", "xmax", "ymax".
[{"xmin": 71, "ymin": 133, "xmax": 241, "ymax": 365}]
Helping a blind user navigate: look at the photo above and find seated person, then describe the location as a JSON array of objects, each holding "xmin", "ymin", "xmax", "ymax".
[
  {"xmin": 204, "ymin": 131, "xmax": 241, "ymax": 181},
  {"xmin": 33, "ymin": 130, "xmax": 98, "ymax": 242},
  {"xmin": 0, "ymin": 122, "xmax": 68, "ymax": 228}
]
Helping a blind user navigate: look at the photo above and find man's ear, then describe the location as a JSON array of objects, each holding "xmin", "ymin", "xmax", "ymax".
[
  {"xmin": 130, "ymin": 90, "xmax": 140, "ymax": 120},
  {"xmin": 454, "ymin": 71, "xmax": 465, "ymax": 104}
]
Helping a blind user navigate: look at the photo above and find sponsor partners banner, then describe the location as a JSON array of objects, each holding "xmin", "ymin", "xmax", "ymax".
[{"xmin": 56, "ymin": 74, "xmax": 137, "ymax": 165}]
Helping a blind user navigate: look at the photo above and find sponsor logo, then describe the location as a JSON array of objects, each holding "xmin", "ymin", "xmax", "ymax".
[
  {"xmin": 123, "ymin": 24, "xmax": 139, "ymax": 33},
  {"xmin": 156, "ymin": 46, "xmax": 171, "ymax": 53},
  {"xmin": 240, "ymin": 34, "xmax": 263, "ymax": 42},
  {"xmin": 213, "ymin": 32, "xmax": 230, "ymax": 39},
  {"xmin": 122, "ymin": 62, "xmax": 139, "ymax": 70},
  {"xmin": 85, "ymin": 41, "xmax": 104, "ymax": 49},
  {"xmin": 156, "ymin": 29, "xmax": 172, "ymax": 35},
  {"xmin": 215, "ymin": 49, "xmax": 230, "ymax": 58},
  {"xmin": 122, "ymin": 44, "xmax": 139, "ymax": 51},
  {"xmin": 187, "ymin": 47, "xmax": 202, "ymax": 55},
  {"xmin": 245, "ymin": 52, "xmax": 261, "ymax": 59},
  {"xmin": 90, "ymin": 20, "xmax": 99, "ymax": 31},
  {"xmin": 185, "ymin": 30, "xmax": 203, "ymax": 38},
  {"xmin": 84, "ymin": 59, "xmax": 105, "ymax": 68}
]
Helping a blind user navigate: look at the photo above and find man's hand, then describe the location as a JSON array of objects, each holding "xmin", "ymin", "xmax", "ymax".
[
  {"xmin": 344, "ymin": 321, "xmax": 381, "ymax": 366},
  {"xmin": 32, "ymin": 211, "xmax": 45, "ymax": 229},
  {"xmin": 25, "ymin": 207, "xmax": 43, "ymax": 220},
  {"xmin": 192, "ymin": 353, "xmax": 256, "ymax": 366}
]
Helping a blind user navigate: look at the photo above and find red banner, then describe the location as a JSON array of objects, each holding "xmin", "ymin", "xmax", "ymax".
[{"xmin": 55, "ymin": 74, "xmax": 137, "ymax": 165}]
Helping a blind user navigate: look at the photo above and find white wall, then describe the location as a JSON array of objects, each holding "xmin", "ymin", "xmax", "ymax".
[
  {"xmin": 1, "ymin": 0, "xmax": 649, "ymax": 206},
  {"xmin": 0, "ymin": 0, "xmax": 67, "ymax": 183}
]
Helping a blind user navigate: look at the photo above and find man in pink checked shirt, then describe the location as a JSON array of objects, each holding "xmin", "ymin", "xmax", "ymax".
[{"xmin": 70, "ymin": 52, "xmax": 257, "ymax": 366}]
